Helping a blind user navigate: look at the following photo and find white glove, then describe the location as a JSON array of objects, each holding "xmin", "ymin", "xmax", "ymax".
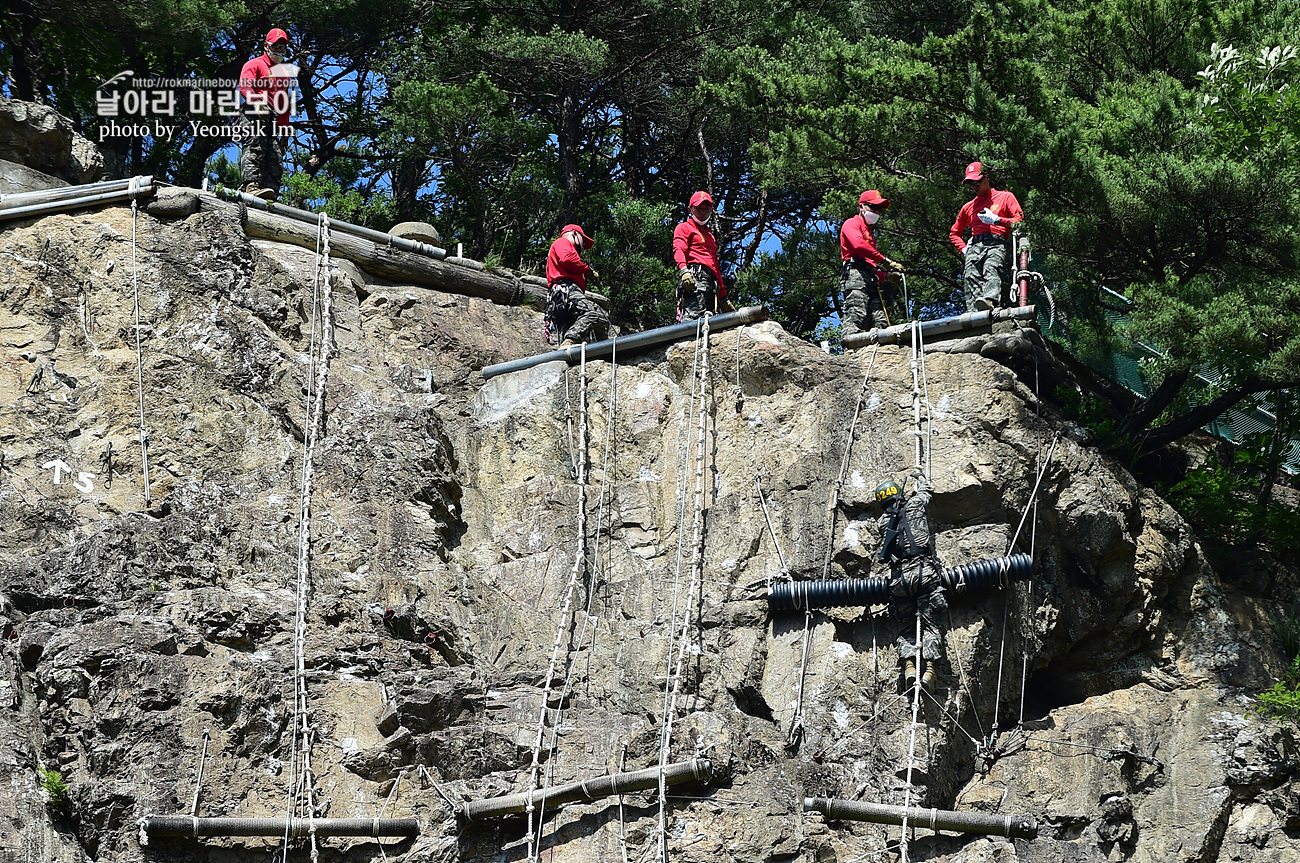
[{"xmin": 977, "ymin": 207, "xmax": 1000, "ymax": 225}]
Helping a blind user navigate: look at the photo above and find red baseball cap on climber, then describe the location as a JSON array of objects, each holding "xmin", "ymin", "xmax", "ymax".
[
  {"xmin": 689, "ymin": 191, "xmax": 714, "ymax": 208},
  {"xmin": 265, "ymin": 28, "xmax": 290, "ymax": 44},
  {"xmin": 963, "ymin": 161, "xmax": 986, "ymax": 182},
  {"xmin": 859, "ymin": 189, "xmax": 889, "ymax": 208},
  {"xmin": 562, "ymin": 223, "xmax": 594, "ymax": 249}
]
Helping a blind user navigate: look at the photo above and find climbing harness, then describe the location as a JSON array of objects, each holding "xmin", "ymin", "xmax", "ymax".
[
  {"xmin": 526, "ymin": 343, "xmax": 588, "ymax": 862},
  {"xmin": 282, "ymin": 213, "xmax": 334, "ymax": 863},
  {"xmin": 658, "ymin": 313, "xmax": 711, "ymax": 863},
  {"xmin": 129, "ymin": 177, "xmax": 152, "ymax": 508}
]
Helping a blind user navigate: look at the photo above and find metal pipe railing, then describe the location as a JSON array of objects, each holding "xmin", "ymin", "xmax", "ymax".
[
  {"xmin": 804, "ymin": 797, "xmax": 1038, "ymax": 839},
  {"xmin": 458, "ymin": 758, "xmax": 713, "ymax": 822},
  {"xmin": 0, "ymin": 176, "xmax": 154, "ymax": 208},
  {"xmin": 139, "ymin": 815, "xmax": 419, "ymax": 840},
  {"xmin": 481, "ymin": 306, "xmax": 767, "ymax": 380},
  {"xmin": 211, "ymin": 184, "xmax": 447, "ymax": 260},
  {"xmin": 843, "ymin": 306, "xmax": 1037, "ymax": 349},
  {"xmin": 0, "ymin": 183, "xmax": 156, "ymax": 222}
]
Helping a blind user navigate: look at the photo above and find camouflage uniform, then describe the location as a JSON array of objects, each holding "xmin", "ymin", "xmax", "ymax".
[
  {"xmin": 839, "ymin": 261, "xmax": 889, "ymax": 337},
  {"xmin": 878, "ymin": 474, "xmax": 946, "ymax": 663},
  {"xmin": 549, "ymin": 281, "xmax": 609, "ymax": 344},
  {"xmin": 236, "ymin": 115, "xmax": 287, "ymax": 194},
  {"xmin": 962, "ymin": 234, "xmax": 1009, "ymax": 312},
  {"xmin": 679, "ymin": 264, "xmax": 720, "ymax": 321}
]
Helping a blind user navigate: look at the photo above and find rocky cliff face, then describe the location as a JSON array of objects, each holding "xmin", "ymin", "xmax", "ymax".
[{"xmin": 0, "ymin": 193, "xmax": 1296, "ymax": 863}]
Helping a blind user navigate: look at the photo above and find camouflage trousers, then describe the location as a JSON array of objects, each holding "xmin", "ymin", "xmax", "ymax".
[
  {"xmin": 678, "ymin": 265, "xmax": 720, "ymax": 321},
  {"xmin": 236, "ymin": 115, "xmax": 287, "ymax": 194},
  {"xmin": 962, "ymin": 235, "xmax": 1009, "ymax": 311},
  {"xmin": 889, "ymin": 557, "xmax": 947, "ymax": 662},
  {"xmin": 839, "ymin": 263, "xmax": 889, "ymax": 336},
  {"xmin": 549, "ymin": 282, "xmax": 609, "ymax": 344}
]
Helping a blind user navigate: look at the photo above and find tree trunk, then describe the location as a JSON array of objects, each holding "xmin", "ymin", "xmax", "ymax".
[{"xmin": 223, "ymin": 198, "xmax": 546, "ymax": 307}]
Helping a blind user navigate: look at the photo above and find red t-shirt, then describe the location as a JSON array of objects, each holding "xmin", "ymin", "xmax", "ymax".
[
  {"xmin": 950, "ymin": 188, "xmax": 1023, "ymax": 253},
  {"xmin": 840, "ymin": 214, "xmax": 886, "ymax": 275},
  {"xmin": 546, "ymin": 236, "xmax": 591, "ymax": 291},
  {"xmin": 672, "ymin": 217, "xmax": 726, "ymax": 296},
  {"xmin": 238, "ymin": 54, "xmax": 293, "ymax": 127}
]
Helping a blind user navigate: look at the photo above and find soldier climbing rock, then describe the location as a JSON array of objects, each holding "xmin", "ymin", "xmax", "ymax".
[
  {"xmin": 673, "ymin": 191, "xmax": 729, "ymax": 321},
  {"xmin": 838, "ymin": 189, "xmax": 905, "ymax": 338},
  {"xmin": 236, "ymin": 28, "xmax": 296, "ymax": 200},
  {"xmin": 875, "ymin": 471, "xmax": 946, "ymax": 693},
  {"xmin": 546, "ymin": 224, "xmax": 609, "ymax": 345},
  {"xmin": 949, "ymin": 161, "xmax": 1024, "ymax": 312}
]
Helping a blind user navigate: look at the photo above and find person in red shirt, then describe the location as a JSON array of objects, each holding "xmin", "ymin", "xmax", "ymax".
[
  {"xmin": 546, "ymin": 224, "xmax": 609, "ymax": 345},
  {"xmin": 236, "ymin": 28, "xmax": 295, "ymax": 200},
  {"xmin": 839, "ymin": 189, "xmax": 906, "ymax": 337},
  {"xmin": 673, "ymin": 191, "xmax": 729, "ymax": 321},
  {"xmin": 949, "ymin": 161, "xmax": 1024, "ymax": 311}
]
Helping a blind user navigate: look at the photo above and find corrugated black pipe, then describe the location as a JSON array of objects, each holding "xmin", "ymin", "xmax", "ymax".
[
  {"xmin": 767, "ymin": 554, "xmax": 1032, "ymax": 612},
  {"xmin": 458, "ymin": 758, "xmax": 712, "ymax": 822},
  {"xmin": 139, "ymin": 815, "xmax": 419, "ymax": 840},
  {"xmin": 941, "ymin": 553, "xmax": 1033, "ymax": 596},
  {"xmin": 768, "ymin": 576, "xmax": 891, "ymax": 613},
  {"xmin": 480, "ymin": 307, "xmax": 767, "ymax": 380},
  {"xmin": 805, "ymin": 797, "xmax": 1038, "ymax": 839}
]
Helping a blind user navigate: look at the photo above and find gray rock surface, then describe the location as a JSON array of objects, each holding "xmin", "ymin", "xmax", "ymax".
[
  {"xmin": 0, "ymin": 197, "xmax": 1295, "ymax": 863},
  {"xmin": 0, "ymin": 99, "xmax": 104, "ymax": 185}
]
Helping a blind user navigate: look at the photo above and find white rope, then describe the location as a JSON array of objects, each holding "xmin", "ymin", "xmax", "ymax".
[
  {"xmin": 821, "ymin": 345, "xmax": 882, "ymax": 580},
  {"xmin": 900, "ymin": 606, "xmax": 923, "ymax": 863},
  {"xmin": 128, "ymin": 181, "xmax": 151, "ymax": 507},
  {"xmin": 654, "ymin": 322, "xmax": 702, "ymax": 861},
  {"xmin": 282, "ymin": 213, "xmax": 333, "ymax": 862},
  {"xmin": 1019, "ymin": 354, "xmax": 1045, "ymax": 728},
  {"xmin": 617, "ymin": 742, "xmax": 630, "ymax": 863},
  {"xmin": 754, "ymin": 476, "xmax": 789, "ymax": 584},
  {"xmin": 791, "ymin": 343, "xmax": 880, "ymax": 749},
  {"xmin": 526, "ymin": 343, "xmax": 588, "ymax": 862},
  {"xmin": 532, "ymin": 340, "xmax": 618, "ymax": 851},
  {"xmin": 658, "ymin": 314, "xmax": 711, "ymax": 863}
]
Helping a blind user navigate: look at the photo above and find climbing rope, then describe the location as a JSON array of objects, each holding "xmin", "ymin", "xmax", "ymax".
[
  {"xmin": 755, "ymin": 476, "xmax": 789, "ymax": 586},
  {"xmin": 658, "ymin": 314, "xmax": 711, "ymax": 863},
  {"xmin": 989, "ymin": 430, "xmax": 1058, "ymax": 746},
  {"xmin": 900, "ymin": 607, "xmax": 923, "ymax": 863},
  {"xmin": 526, "ymin": 343, "xmax": 588, "ymax": 862},
  {"xmin": 282, "ymin": 213, "xmax": 333, "ymax": 863},
  {"xmin": 128, "ymin": 177, "xmax": 151, "ymax": 507},
  {"xmin": 787, "ymin": 344, "xmax": 882, "ymax": 749},
  {"xmin": 531, "ymin": 340, "xmax": 619, "ymax": 854},
  {"xmin": 1019, "ymin": 353, "xmax": 1045, "ymax": 729},
  {"xmin": 898, "ymin": 319, "xmax": 931, "ymax": 863}
]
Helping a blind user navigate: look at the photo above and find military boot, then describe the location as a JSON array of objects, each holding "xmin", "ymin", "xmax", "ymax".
[
  {"xmin": 903, "ymin": 659, "xmax": 918, "ymax": 690},
  {"xmin": 921, "ymin": 664, "xmax": 937, "ymax": 692}
]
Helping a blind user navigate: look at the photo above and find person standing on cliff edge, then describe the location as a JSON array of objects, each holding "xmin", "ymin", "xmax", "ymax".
[
  {"xmin": 237, "ymin": 28, "xmax": 295, "ymax": 201},
  {"xmin": 673, "ymin": 191, "xmax": 729, "ymax": 321},
  {"xmin": 949, "ymin": 161, "xmax": 1024, "ymax": 312},
  {"xmin": 546, "ymin": 224, "xmax": 609, "ymax": 346},
  {"xmin": 838, "ymin": 189, "xmax": 906, "ymax": 337}
]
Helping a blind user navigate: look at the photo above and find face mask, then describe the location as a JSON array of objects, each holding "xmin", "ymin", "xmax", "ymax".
[
  {"xmin": 268, "ymin": 45, "xmax": 288, "ymax": 63},
  {"xmin": 862, "ymin": 209, "xmax": 881, "ymax": 225},
  {"xmin": 692, "ymin": 211, "xmax": 712, "ymax": 226}
]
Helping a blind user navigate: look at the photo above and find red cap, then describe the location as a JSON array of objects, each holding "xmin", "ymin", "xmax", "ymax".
[
  {"xmin": 963, "ymin": 161, "xmax": 986, "ymax": 182},
  {"xmin": 689, "ymin": 191, "xmax": 714, "ymax": 208},
  {"xmin": 858, "ymin": 189, "xmax": 889, "ymax": 208},
  {"xmin": 562, "ymin": 223, "xmax": 594, "ymax": 249},
  {"xmin": 266, "ymin": 28, "xmax": 290, "ymax": 45}
]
